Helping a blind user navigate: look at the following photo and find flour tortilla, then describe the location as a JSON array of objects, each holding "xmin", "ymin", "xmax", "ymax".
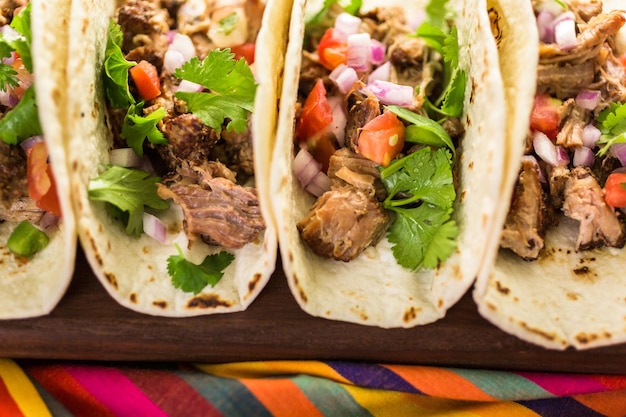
[
  {"xmin": 473, "ymin": 0, "xmax": 626, "ymax": 350},
  {"xmin": 270, "ymin": 0, "xmax": 507, "ymax": 327},
  {"xmin": 64, "ymin": 0, "xmax": 286, "ymax": 317},
  {"xmin": 0, "ymin": 0, "xmax": 76, "ymax": 319}
]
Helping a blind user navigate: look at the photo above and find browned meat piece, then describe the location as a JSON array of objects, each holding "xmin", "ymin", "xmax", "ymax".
[
  {"xmin": 327, "ymin": 148, "xmax": 386, "ymax": 200},
  {"xmin": 536, "ymin": 60, "xmax": 595, "ymax": 100},
  {"xmin": 0, "ymin": 0, "xmax": 25, "ymax": 26},
  {"xmin": 547, "ymin": 165, "xmax": 571, "ymax": 208},
  {"xmin": 388, "ymin": 36, "xmax": 426, "ymax": 89},
  {"xmin": 297, "ymin": 186, "xmax": 389, "ymax": 261},
  {"xmin": 562, "ymin": 166, "xmax": 626, "ymax": 250},
  {"xmin": 360, "ymin": 7, "xmax": 410, "ymax": 46},
  {"xmin": 591, "ymin": 155, "xmax": 621, "ymax": 186},
  {"xmin": 298, "ymin": 54, "xmax": 331, "ymax": 100},
  {"xmin": 116, "ymin": 0, "xmax": 170, "ymax": 54},
  {"xmin": 125, "ymin": 45, "xmax": 164, "ymax": 73},
  {"xmin": 0, "ymin": 141, "xmax": 27, "ymax": 208},
  {"xmin": 210, "ymin": 129, "xmax": 255, "ymax": 180},
  {"xmin": 157, "ymin": 169, "xmax": 264, "ymax": 249},
  {"xmin": 539, "ymin": 11, "xmax": 625, "ymax": 64},
  {"xmin": 567, "ymin": 0, "xmax": 603, "ymax": 22},
  {"xmin": 441, "ymin": 117, "xmax": 465, "ymax": 141},
  {"xmin": 0, "ymin": 197, "xmax": 43, "ymax": 224},
  {"xmin": 556, "ymin": 103, "xmax": 590, "ymax": 148},
  {"xmin": 595, "ymin": 45, "xmax": 626, "ymax": 104},
  {"xmin": 500, "ymin": 159, "xmax": 550, "ymax": 260},
  {"xmin": 157, "ymin": 113, "xmax": 220, "ymax": 170},
  {"xmin": 344, "ymin": 84, "xmax": 381, "ymax": 152}
]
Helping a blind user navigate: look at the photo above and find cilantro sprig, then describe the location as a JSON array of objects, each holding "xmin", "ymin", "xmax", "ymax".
[
  {"xmin": 104, "ymin": 21, "xmax": 136, "ymax": 109},
  {"xmin": 88, "ymin": 165, "xmax": 169, "ymax": 237},
  {"xmin": 173, "ymin": 49, "xmax": 257, "ymax": 133},
  {"xmin": 305, "ymin": 0, "xmax": 362, "ymax": 25},
  {"xmin": 380, "ymin": 147, "xmax": 458, "ymax": 270},
  {"xmin": 387, "ymin": 105, "xmax": 455, "ymax": 156},
  {"xmin": 168, "ymin": 243, "xmax": 235, "ymax": 294},
  {"xmin": 0, "ymin": 85, "xmax": 41, "ymax": 144},
  {"xmin": 415, "ymin": 0, "xmax": 467, "ymax": 118},
  {"xmin": 596, "ymin": 102, "xmax": 626, "ymax": 157},
  {"xmin": 121, "ymin": 102, "xmax": 167, "ymax": 156}
]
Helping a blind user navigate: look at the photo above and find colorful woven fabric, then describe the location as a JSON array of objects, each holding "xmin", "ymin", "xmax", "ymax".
[{"xmin": 1, "ymin": 359, "xmax": 626, "ymax": 416}]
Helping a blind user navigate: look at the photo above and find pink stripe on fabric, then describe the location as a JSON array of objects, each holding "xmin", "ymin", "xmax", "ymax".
[
  {"xmin": 516, "ymin": 372, "xmax": 608, "ymax": 397},
  {"xmin": 66, "ymin": 366, "xmax": 169, "ymax": 417}
]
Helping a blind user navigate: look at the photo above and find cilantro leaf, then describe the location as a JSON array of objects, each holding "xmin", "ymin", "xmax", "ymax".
[
  {"xmin": 0, "ymin": 59, "xmax": 18, "ymax": 92},
  {"xmin": 104, "ymin": 20, "xmax": 136, "ymax": 109},
  {"xmin": 168, "ymin": 243, "xmax": 234, "ymax": 294},
  {"xmin": 380, "ymin": 147, "xmax": 458, "ymax": 270},
  {"xmin": 306, "ymin": 0, "xmax": 362, "ymax": 25},
  {"xmin": 173, "ymin": 50, "xmax": 257, "ymax": 132},
  {"xmin": 424, "ymin": 0, "xmax": 451, "ymax": 31},
  {"xmin": 386, "ymin": 105, "xmax": 455, "ymax": 154},
  {"xmin": 88, "ymin": 165, "xmax": 169, "ymax": 237},
  {"xmin": 121, "ymin": 102, "xmax": 167, "ymax": 156},
  {"xmin": 8, "ymin": 3, "xmax": 32, "ymax": 71},
  {"xmin": 387, "ymin": 204, "xmax": 458, "ymax": 270},
  {"xmin": 596, "ymin": 102, "xmax": 626, "ymax": 156},
  {"xmin": 0, "ymin": 85, "xmax": 42, "ymax": 145}
]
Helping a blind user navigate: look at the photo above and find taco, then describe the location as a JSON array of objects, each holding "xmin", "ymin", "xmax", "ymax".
[
  {"xmin": 63, "ymin": 0, "xmax": 287, "ymax": 317},
  {"xmin": 474, "ymin": 0, "xmax": 626, "ymax": 349},
  {"xmin": 0, "ymin": 0, "xmax": 76, "ymax": 319},
  {"xmin": 269, "ymin": 0, "xmax": 507, "ymax": 327}
]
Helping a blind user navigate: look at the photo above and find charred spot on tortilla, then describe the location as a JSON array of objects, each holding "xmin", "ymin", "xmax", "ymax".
[
  {"xmin": 487, "ymin": 7, "xmax": 503, "ymax": 47},
  {"xmin": 130, "ymin": 293, "xmax": 137, "ymax": 303},
  {"xmin": 104, "ymin": 272, "xmax": 118, "ymax": 289},
  {"xmin": 153, "ymin": 300, "xmax": 167, "ymax": 309},
  {"xmin": 575, "ymin": 332, "xmax": 611, "ymax": 345},
  {"xmin": 519, "ymin": 320, "xmax": 557, "ymax": 342},
  {"xmin": 247, "ymin": 272, "xmax": 262, "ymax": 293},
  {"xmin": 52, "ymin": 88, "xmax": 62, "ymax": 105},
  {"xmin": 495, "ymin": 280, "xmax": 510, "ymax": 295},
  {"xmin": 403, "ymin": 306, "xmax": 420, "ymax": 322},
  {"xmin": 468, "ymin": 161, "xmax": 474, "ymax": 171},
  {"xmin": 82, "ymin": 18, "xmax": 88, "ymax": 34},
  {"xmin": 142, "ymin": 246, "xmax": 149, "ymax": 254},
  {"xmin": 292, "ymin": 272, "xmax": 308, "ymax": 303},
  {"xmin": 486, "ymin": 302, "xmax": 497, "ymax": 311},
  {"xmin": 437, "ymin": 298, "xmax": 444, "ymax": 308},
  {"xmin": 187, "ymin": 294, "xmax": 232, "ymax": 309},
  {"xmin": 566, "ymin": 292, "xmax": 579, "ymax": 301}
]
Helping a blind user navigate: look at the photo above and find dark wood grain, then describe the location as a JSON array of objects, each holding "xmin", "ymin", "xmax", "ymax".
[{"xmin": 2, "ymin": 248, "xmax": 626, "ymax": 373}]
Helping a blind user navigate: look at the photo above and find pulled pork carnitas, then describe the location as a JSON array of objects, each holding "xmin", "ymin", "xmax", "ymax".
[
  {"xmin": 501, "ymin": 0, "xmax": 626, "ymax": 260},
  {"xmin": 106, "ymin": 0, "xmax": 265, "ymax": 249}
]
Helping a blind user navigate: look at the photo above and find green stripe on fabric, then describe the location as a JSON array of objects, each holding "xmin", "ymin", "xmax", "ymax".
[
  {"xmin": 177, "ymin": 370, "xmax": 273, "ymax": 417},
  {"xmin": 292, "ymin": 374, "xmax": 375, "ymax": 417},
  {"xmin": 449, "ymin": 368, "xmax": 553, "ymax": 401}
]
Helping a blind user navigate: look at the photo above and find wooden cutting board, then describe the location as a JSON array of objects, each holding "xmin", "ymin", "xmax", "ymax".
[{"xmin": 1, "ymin": 247, "xmax": 625, "ymax": 373}]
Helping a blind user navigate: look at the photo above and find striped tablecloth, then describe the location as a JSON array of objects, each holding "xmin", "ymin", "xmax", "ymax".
[{"xmin": 2, "ymin": 359, "xmax": 626, "ymax": 416}]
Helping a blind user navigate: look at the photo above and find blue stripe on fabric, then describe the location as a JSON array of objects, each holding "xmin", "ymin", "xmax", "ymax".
[
  {"xmin": 292, "ymin": 373, "xmax": 375, "ymax": 417},
  {"xmin": 176, "ymin": 369, "xmax": 273, "ymax": 417},
  {"xmin": 449, "ymin": 368, "xmax": 554, "ymax": 401},
  {"xmin": 518, "ymin": 397, "xmax": 607, "ymax": 417},
  {"xmin": 325, "ymin": 361, "xmax": 421, "ymax": 394}
]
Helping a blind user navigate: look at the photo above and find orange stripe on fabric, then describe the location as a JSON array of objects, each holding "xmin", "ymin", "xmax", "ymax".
[
  {"xmin": 197, "ymin": 361, "xmax": 350, "ymax": 384},
  {"xmin": 26, "ymin": 366, "xmax": 116, "ymax": 417},
  {"xmin": 592, "ymin": 375, "xmax": 626, "ymax": 391},
  {"xmin": 574, "ymin": 391, "xmax": 626, "ymax": 417},
  {"xmin": 383, "ymin": 365, "xmax": 497, "ymax": 402},
  {"xmin": 0, "ymin": 378, "xmax": 24, "ymax": 417},
  {"xmin": 240, "ymin": 378, "xmax": 324, "ymax": 417}
]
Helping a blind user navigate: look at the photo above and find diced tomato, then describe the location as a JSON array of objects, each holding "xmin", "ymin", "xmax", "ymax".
[
  {"xmin": 619, "ymin": 53, "xmax": 626, "ymax": 68},
  {"xmin": 231, "ymin": 43, "xmax": 255, "ymax": 65},
  {"xmin": 297, "ymin": 79, "xmax": 333, "ymax": 141},
  {"xmin": 530, "ymin": 94, "xmax": 561, "ymax": 140},
  {"xmin": 26, "ymin": 142, "xmax": 61, "ymax": 216},
  {"xmin": 9, "ymin": 57, "xmax": 33, "ymax": 100},
  {"xmin": 129, "ymin": 60, "xmax": 161, "ymax": 100},
  {"xmin": 307, "ymin": 130, "xmax": 337, "ymax": 173},
  {"xmin": 317, "ymin": 28, "xmax": 347, "ymax": 70},
  {"xmin": 604, "ymin": 172, "xmax": 626, "ymax": 208},
  {"xmin": 357, "ymin": 110, "xmax": 405, "ymax": 167}
]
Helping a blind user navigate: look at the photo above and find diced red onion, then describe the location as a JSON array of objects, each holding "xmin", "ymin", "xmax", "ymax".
[
  {"xmin": 143, "ymin": 212, "xmax": 167, "ymax": 243},
  {"xmin": 535, "ymin": 0, "xmax": 566, "ymax": 16},
  {"xmin": 611, "ymin": 143, "xmax": 626, "ymax": 166},
  {"xmin": 0, "ymin": 25, "xmax": 19, "ymax": 40},
  {"xmin": 367, "ymin": 61, "xmax": 390, "ymax": 83},
  {"xmin": 367, "ymin": 80, "xmax": 415, "ymax": 107},
  {"xmin": 170, "ymin": 33, "xmax": 196, "ymax": 61},
  {"xmin": 328, "ymin": 96, "xmax": 347, "ymax": 147},
  {"xmin": 573, "ymin": 146, "xmax": 595, "ymax": 167},
  {"xmin": 329, "ymin": 63, "xmax": 358, "ymax": 94},
  {"xmin": 20, "ymin": 135, "xmax": 44, "ymax": 152},
  {"xmin": 581, "ymin": 124, "xmax": 601, "ymax": 148},
  {"xmin": 575, "ymin": 89, "xmax": 601, "ymax": 111},
  {"xmin": 554, "ymin": 17, "xmax": 577, "ymax": 50},
  {"xmin": 347, "ymin": 33, "xmax": 371, "ymax": 72},
  {"xmin": 2, "ymin": 51, "xmax": 15, "ymax": 65},
  {"xmin": 370, "ymin": 39, "xmax": 386, "ymax": 65},
  {"xmin": 333, "ymin": 13, "xmax": 361, "ymax": 43},
  {"xmin": 176, "ymin": 79, "xmax": 204, "ymax": 93},
  {"xmin": 0, "ymin": 88, "xmax": 18, "ymax": 108},
  {"xmin": 40, "ymin": 212, "xmax": 59, "ymax": 230},
  {"xmin": 533, "ymin": 131, "xmax": 569, "ymax": 166},
  {"xmin": 166, "ymin": 30, "xmax": 177, "ymax": 44},
  {"xmin": 164, "ymin": 49, "xmax": 185, "ymax": 73},
  {"xmin": 306, "ymin": 171, "xmax": 331, "ymax": 197},
  {"xmin": 293, "ymin": 147, "xmax": 322, "ymax": 188},
  {"xmin": 521, "ymin": 155, "xmax": 546, "ymax": 183},
  {"xmin": 110, "ymin": 148, "xmax": 143, "ymax": 167},
  {"xmin": 537, "ymin": 9, "xmax": 556, "ymax": 43}
]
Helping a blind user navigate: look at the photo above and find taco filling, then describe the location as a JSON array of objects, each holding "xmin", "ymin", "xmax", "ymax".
[
  {"xmin": 500, "ymin": 0, "xmax": 626, "ymax": 261},
  {"xmin": 90, "ymin": 0, "xmax": 266, "ymax": 293},
  {"xmin": 0, "ymin": 2, "xmax": 60, "ymax": 258},
  {"xmin": 292, "ymin": 1, "xmax": 465, "ymax": 270}
]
